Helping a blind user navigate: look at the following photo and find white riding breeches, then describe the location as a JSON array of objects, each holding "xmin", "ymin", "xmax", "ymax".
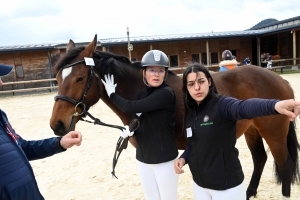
[
  {"xmin": 267, "ymin": 61, "xmax": 272, "ymax": 69},
  {"xmin": 193, "ymin": 181, "xmax": 246, "ymax": 200},
  {"xmin": 137, "ymin": 160, "xmax": 178, "ymax": 200}
]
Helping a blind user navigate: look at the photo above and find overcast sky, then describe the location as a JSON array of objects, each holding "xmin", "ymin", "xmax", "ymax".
[{"xmin": 0, "ymin": 0, "xmax": 299, "ymax": 46}]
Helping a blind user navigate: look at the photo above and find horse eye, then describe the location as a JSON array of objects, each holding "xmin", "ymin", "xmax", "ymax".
[{"xmin": 77, "ymin": 77, "xmax": 84, "ymax": 82}]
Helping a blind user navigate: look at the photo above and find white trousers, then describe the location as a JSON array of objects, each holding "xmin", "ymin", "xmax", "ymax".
[
  {"xmin": 193, "ymin": 181, "xmax": 246, "ymax": 200},
  {"xmin": 137, "ymin": 160, "xmax": 179, "ymax": 200}
]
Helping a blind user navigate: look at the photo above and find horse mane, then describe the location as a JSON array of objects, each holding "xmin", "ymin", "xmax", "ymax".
[
  {"xmin": 52, "ymin": 47, "xmax": 177, "ymax": 79},
  {"xmin": 92, "ymin": 50, "xmax": 177, "ymax": 79},
  {"xmin": 52, "ymin": 46, "xmax": 85, "ymax": 76},
  {"xmin": 93, "ymin": 51, "xmax": 140, "ymax": 79}
]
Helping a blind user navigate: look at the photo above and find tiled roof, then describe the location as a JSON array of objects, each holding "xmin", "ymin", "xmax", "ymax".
[
  {"xmin": 98, "ymin": 30, "xmax": 268, "ymax": 45},
  {"xmin": 0, "ymin": 43, "xmax": 63, "ymax": 52},
  {"xmin": 1, "ymin": 15, "xmax": 300, "ymax": 52},
  {"xmin": 99, "ymin": 22, "xmax": 300, "ymax": 45}
]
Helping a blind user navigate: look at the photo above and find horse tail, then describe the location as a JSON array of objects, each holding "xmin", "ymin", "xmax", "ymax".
[{"xmin": 274, "ymin": 121, "xmax": 300, "ymax": 184}]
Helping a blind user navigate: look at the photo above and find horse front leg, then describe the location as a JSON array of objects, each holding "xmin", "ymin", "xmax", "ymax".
[{"xmin": 244, "ymin": 126, "xmax": 267, "ymax": 199}]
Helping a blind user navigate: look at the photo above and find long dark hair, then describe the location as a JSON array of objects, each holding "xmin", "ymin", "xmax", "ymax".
[{"xmin": 182, "ymin": 63, "xmax": 218, "ymax": 111}]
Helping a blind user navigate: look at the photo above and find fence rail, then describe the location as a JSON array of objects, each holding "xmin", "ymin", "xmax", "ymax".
[
  {"xmin": 0, "ymin": 78, "xmax": 57, "ymax": 95},
  {"xmin": 1, "ymin": 58, "xmax": 299, "ymax": 95}
]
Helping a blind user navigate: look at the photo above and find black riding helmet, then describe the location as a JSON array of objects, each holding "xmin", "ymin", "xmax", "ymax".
[
  {"xmin": 222, "ymin": 50, "xmax": 233, "ymax": 60},
  {"xmin": 141, "ymin": 50, "xmax": 169, "ymax": 85},
  {"xmin": 141, "ymin": 50, "xmax": 169, "ymax": 68}
]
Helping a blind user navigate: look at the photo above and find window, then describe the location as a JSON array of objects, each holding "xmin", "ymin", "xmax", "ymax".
[
  {"xmin": 201, "ymin": 53, "xmax": 207, "ymax": 65},
  {"xmin": 211, "ymin": 52, "xmax": 219, "ymax": 64},
  {"xmin": 170, "ymin": 55, "xmax": 178, "ymax": 67},
  {"xmin": 192, "ymin": 54, "xmax": 199, "ymax": 63},
  {"xmin": 15, "ymin": 66, "xmax": 24, "ymax": 78}
]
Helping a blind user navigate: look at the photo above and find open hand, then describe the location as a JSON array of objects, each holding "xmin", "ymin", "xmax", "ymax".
[{"xmin": 101, "ymin": 74, "xmax": 117, "ymax": 97}]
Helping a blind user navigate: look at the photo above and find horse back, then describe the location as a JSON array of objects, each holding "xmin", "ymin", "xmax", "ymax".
[{"xmin": 212, "ymin": 65, "xmax": 293, "ymax": 100}]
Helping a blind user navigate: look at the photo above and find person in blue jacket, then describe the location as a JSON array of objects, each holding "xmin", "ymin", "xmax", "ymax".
[
  {"xmin": 0, "ymin": 64, "xmax": 83, "ymax": 200},
  {"xmin": 173, "ymin": 63, "xmax": 300, "ymax": 200}
]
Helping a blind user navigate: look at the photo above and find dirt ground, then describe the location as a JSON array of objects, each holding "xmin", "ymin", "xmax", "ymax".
[{"xmin": 1, "ymin": 73, "xmax": 300, "ymax": 200}]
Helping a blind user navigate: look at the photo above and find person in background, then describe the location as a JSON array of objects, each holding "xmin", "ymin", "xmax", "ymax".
[
  {"xmin": 101, "ymin": 50, "xmax": 179, "ymax": 200},
  {"xmin": 267, "ymin": 55, "xmax": 273, "ymax": 70},
  {"xmin": 0, "ymin": 64, "xmax": 83, "ymax": 200},
  {"xmin": 244, "ymin": 57, "xmax": 251, "ymax": 65},
  {"xmin": 219, "ymin": 50, "xmax": 238, "ymax": 72},
  {"xmin": 174, "ymin": 63, "xmax": 300, "ymax": 200}
]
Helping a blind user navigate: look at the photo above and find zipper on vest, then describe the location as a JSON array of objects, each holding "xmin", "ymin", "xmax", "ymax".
[
  {"xmin": 159, "ymin": 131, "xmax": 163, "ymax": 152},
  {"xmin": 221, "ymin": 149, "xmax": 228, "ymax": 186},
  {"xmin": 193, "ymin": 117, "xmax": 198, "ymax": 130}
]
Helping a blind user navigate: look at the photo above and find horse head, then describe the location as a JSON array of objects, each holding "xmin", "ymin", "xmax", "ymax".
[
  {"xmin": 50, "ymin": 35, "xmax": 102, "ymax": 136},
  {"xmin": 50, "ymin": 35, "xmax": 145, "ymax": 136}
]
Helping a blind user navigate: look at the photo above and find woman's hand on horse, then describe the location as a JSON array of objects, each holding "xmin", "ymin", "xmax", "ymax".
[
  {"xmin": 119, "ymin": 125, "xmax": 134, "ymax": 138},
  {"xmin": 174, "ymin": 158, "xmax": 185, "ymax": 174},
  {"xmin": 60, "ymin": 131, "xmax": 82, "ymax": 149},
  {"xmin": 275, "ymin": 99, "xmax": 300, "ymax": 121},
  {"xmin": 101, "ymin": 74, "xmax": 117, "ymax": 97}
]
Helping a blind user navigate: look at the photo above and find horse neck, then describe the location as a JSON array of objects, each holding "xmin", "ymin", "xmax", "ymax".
[{"xmin": 97, "ymin": 65, "xmax": 144, "ymax": 125}]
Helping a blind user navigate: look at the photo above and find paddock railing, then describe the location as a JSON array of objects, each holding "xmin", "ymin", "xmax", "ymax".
[
  {"xmin": 261, "ymin": 57, "xmax": 300, "ymax": 73},
  {"xmin": 0, "ymin": 78, "xmax": 57, "ymax": 95},
  {"xmin": 1, "ymin": 58, "xmax": 299, "ymax": 95}
]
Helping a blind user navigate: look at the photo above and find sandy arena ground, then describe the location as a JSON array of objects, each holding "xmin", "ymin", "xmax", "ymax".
[{"xmin": 1, "ymin": 73, "xmax": 300, "ymax": 200}]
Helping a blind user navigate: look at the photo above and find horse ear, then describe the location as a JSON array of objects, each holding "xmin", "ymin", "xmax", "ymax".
[
  {"xmin": 81, "ymin": 34, "xmax": 97, "ymax": 58},
  {"xmin": 66, "ymin": 39, "xmax": 75, "ymax": 52}
]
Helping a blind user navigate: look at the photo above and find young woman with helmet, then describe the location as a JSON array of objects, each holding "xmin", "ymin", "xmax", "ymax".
[
  {"xmin": 101, "ymin": 50, "xmax": 179, "ymax": 199},
  {"xmin": 219, "ymin": 50, "xmax": 238, "ymax": 72},
  {"xmin": 174, "ymin": 63, "xmax": 300, "ymax": 200}
]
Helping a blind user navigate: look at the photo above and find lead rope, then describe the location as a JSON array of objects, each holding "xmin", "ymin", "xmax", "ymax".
[{"xmin": 111, "ymin": 118, "xmax": 140, "ymax": 179}]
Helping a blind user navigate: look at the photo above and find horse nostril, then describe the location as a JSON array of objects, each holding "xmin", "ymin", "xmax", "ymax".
[{"xmin": 51, "ymin": 121, "xmax": 65, "ymax": 136}]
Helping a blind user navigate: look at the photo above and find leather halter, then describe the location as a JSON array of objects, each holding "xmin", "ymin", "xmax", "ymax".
[
  {"xmin": 54, "ymin": 58, "xmax": 140, "ymax": 179},
  {"xmin": 54, "ymin": 59, "xmax": 125, "ymax": 132}
]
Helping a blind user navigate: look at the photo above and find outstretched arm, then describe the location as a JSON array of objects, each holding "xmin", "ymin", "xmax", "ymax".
[{"xmin": 21, "ymin": 131, "xmax": 82, "ymax": 160}]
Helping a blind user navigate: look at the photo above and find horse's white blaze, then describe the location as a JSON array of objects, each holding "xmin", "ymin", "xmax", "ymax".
[{"xmin": 62, "ymin": 67, "xmax": 72, "ymax": 83}]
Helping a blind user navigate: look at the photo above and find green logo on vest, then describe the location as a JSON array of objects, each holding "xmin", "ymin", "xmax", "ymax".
[{"xmin": 200, "ymin": 122, "xmax": 214, "ymax": 126}]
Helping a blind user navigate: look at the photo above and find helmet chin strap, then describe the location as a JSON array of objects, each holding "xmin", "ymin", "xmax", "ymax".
[
  {"xmin": 164, "ymin": 70, "xmax": 168, "ymax": 81},
  {"xmin": 142, "ymin": 69, "xmax": 168, "ymax": 87},
  {"xmin": 142, "ymin": 69, "xmax": 151, "ymax": 87}
]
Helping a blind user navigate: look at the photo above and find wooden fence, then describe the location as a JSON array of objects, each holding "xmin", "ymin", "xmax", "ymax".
[
  {"xmin": 0, "ymin": 78, "xmax": 57, "ymax": 95},
  {"xmin": 261, "ymin": 58, "xmax": 300, "ymax": 73},
  {"xmin": 1, "ymin": 58, "xmax": 299, "ymax": 95}
]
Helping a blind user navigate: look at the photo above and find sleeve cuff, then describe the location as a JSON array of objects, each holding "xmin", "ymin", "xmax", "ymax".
[{"xmin": 57, "ymin": 137, "xmax": 67, "ymax": 151}]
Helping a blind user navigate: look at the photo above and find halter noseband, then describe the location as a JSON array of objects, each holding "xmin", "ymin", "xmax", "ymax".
[{"xmin": 55, "ymin": 59, "xmax": 96, "ymax": 114}]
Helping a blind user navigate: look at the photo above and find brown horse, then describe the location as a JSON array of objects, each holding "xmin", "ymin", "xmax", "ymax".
[
  {"xmin": 261, "ymin": 52, "xmax": 281, "ymax": 71},
  {"xmin": 50, "ymin": 35, "xmax": 299, "ymax": 199},
  {"xmin": 261, "ymin": 52, "xmax": 281, "ymax": 61}
]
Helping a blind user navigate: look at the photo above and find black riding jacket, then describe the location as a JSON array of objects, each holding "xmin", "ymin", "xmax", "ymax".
[
  {"xmin": 180, "ymin": 93, "xmax": 279, "ymax": 190},
  {"xmin": 110, "ymin": 82, "xmax": 178, "ymax": 164}
]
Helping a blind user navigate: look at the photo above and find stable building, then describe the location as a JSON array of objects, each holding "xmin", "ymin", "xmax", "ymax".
[{"xmin": 0, "ymin": 15, "xmax": 299, "ymax": 91}]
